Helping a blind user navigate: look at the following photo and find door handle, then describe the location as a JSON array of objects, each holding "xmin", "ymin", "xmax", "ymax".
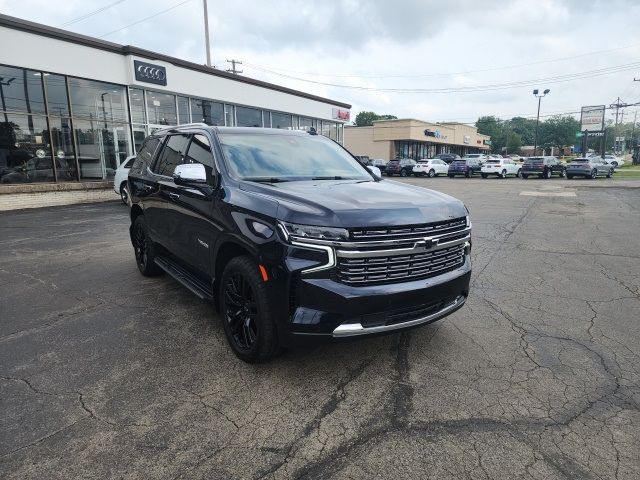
[{"xmin": 168, "ymin": 192, "xmax": 180, "ymax": 201}]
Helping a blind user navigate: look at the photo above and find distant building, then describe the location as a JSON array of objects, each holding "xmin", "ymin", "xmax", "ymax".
[{"xmin": 344, "ymin": 119, "xmax": 490, "ymax": 160}]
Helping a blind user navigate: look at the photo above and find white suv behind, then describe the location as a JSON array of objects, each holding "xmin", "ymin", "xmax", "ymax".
[
  {"xmin": 481, "ymin": 158, "xmax": 522, "ymax": 178},
  {"xmin": 412, "ymin": 158, "xmax": 449, "ymax": 177}
]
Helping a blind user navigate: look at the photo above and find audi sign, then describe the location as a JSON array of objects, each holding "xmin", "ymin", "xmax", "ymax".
[{"xmin": 134, "ymin": 60, "xmax": 167, "ymax": 86}]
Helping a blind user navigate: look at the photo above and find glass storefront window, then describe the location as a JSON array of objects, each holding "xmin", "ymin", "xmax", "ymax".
[
  {"xmin": 68, "ymin": 78, "xmax": 128, "ymax": 123},
  {"xmin": 0, "ymin": 113, "xmax": 52, "ymax": 183},
  {"xmin": 271, "ymin": 112, "xmax": 292, "ymax": 129},
  {"xmin": 132, "ymin": 124, "xmax": 147, "ymax": 154},
  {"xmin": 146, "ymin": 90, "xmax": 176, "ymax": 125},
  {"xmin": 49, "ymin": 116, "xmax": 77, "ymax": 181},
  {"xmin": 44, "ymin": 74, "xmax": 69, "ymax": 117},
  {"xmin": 177, "ymin": 96, "xmax": 190, "ymax": 124},
  {"xmin": 129, "ymin": 88, "xmax": 146, "ymax": 124},
  {"xmin": 299, "ymin": 117, "xmax": 313, "ymax": 131},
  {"xmin": 190, "ymin": 98, "xmax": 225, "ymax": 126},
  {"xmin": 73, "ymin": 119, "xmax": 131, "ymax": 180},
  {"xmin": 321, "ymin": 121, "xmax": 331, "ymax": 138},
  {"xmin": 225, "ymin": 105, "xmax": 234, "ymax": 126},
  {"xmin": 236, "ymin": 106, "xmax": 262, "ymax": 127},
  {"xmin": 0, "ymin": 66, "xmax": 46, "ymax": 114}
]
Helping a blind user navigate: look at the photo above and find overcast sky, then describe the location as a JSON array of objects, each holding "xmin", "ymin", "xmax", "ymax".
[{"xmin": 2, "ymin": 0, "xmax": 640, "ymax": 124}]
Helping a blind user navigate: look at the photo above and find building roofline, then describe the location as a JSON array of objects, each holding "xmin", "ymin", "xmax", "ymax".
[{"xmin": 0, "ymin": 13, "xmax": 352, "ymax": 109}]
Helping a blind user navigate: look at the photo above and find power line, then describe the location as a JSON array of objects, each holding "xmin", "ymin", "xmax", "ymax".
[
  {"xmin": 60, "ymin": 0, "xmax": 128, "ymax": 27},
  {"xmin": 246, "ymin": 62, "xmax": 640, "ymax": 94},
  {"xmin": 97, "ymin": 0, "xmax": 194, "ymax": 38},
  {"xmin": 243, "ymin": 41, "xmax": 640, "ymax": 80}
]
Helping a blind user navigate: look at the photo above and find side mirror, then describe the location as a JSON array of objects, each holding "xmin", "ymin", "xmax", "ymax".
[
  {"xmin": 173, "ymin": 163, "xmax": 207, "ymax": 186},
  {"xmin": 367, "ymin": 165, "xmax": 381, "ymax": 178}
]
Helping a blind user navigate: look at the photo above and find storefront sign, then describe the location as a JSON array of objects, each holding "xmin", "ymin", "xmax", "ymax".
[
  {"xmin": 580, "ymin": 105, "xmax": 605, "ymax": 132},
  {"xmin": 332, "ymin": 108, "xmax": 350, "ymax": 121},
  {"xmin": 134, "ymin": 60, "xmax": 167, "ymax": 86},
  {"xmin": 463, "ymin": 135, "xmax": 470, "ymax": 144},
  {"xmin": 424, "ymin": 129, "xmax": 447, "ymax": 139}
]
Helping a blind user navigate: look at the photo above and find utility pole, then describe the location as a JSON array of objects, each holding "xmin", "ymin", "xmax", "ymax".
[
  {"xmin": 203, "ymin": 0, "xmax": 212, "ymax": 67},
  {"xmin": 610, "ymin": 97, "xmax": 625, "ymax": 154},
  {"xmin": 226, "ymin": 59, "xmax": 243, "ymax": 75}
]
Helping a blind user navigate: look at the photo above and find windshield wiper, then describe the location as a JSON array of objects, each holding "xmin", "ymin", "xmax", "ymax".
[
  {"xmin": 243, "ymin": 176, "xmax": 291, "ymax": 183},
  {"xmin": 311, "ymin": 176, "xmax": 359, "ymax": 180}
]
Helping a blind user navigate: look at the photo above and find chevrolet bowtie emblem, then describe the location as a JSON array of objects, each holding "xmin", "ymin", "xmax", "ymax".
[{"xmin": 415, "ymin": 237, "xmax": 438, "ymax": 249}]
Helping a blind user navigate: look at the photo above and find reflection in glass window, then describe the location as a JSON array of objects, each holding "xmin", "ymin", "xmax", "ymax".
[
  {"xmin": 225, "ymin": 105, "xmax": 234, "ymax": 126},
  {"xmin": 185, "ymin": 134, "xmax": 215, "ymax": 183},
  {"xmin": 44, "ymin": 74, "xmax": 69, "ymax": 117},
  {"xmin": 299, "ymin": 117, "xmax": 313, "ymax": 131},
  {"xmin": 146, "ymin": 90, "xmax": 176, "ymax": 125},
  {"xmin": 49, "ymin": 116, "xmax": 77, "ymax": 181},
  {"xmin": 153, "ymin": 134, "xmax": 190, "ymax": 176},
  {"xmin": 177, "ymin": 96, "xmax": 190, "ymax": 124},
  {"xmin": 0, "ymin": 113, "xmax": 52, "ymax": 183},
  {"xmin": 270, "ymin": 112, "xmax": 292, "ymax": 129},
  {"xmin": 132, "ymin": 125, "xmax": 147, "ymax": 154},
  {"xmin": 321, "ymin": 121, "xmax": 331, "ymax": 138},
  {"xmin": 235, "ymin": 106, "xmax": 262, "ymax": 127},
  {"xmin": 190, "ymin": 98, "xmax": 225, "ymax": 126},
  {"xmin": 0, "ymin": 66, "xmax": 46, "ymax": 114},
  {"xmin": 73, "ymin": 119, "xmax": 131, "ymax": 180},
  {"xmin": 129, "ymin": 88, "xmax": 146, "ymax": 123},
  {"xmin": 68, "ymin": 78, "xmax": 128, "ymax": 122}
]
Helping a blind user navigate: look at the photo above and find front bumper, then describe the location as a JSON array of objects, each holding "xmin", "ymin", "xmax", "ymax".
[{"xmin": 277, "ymin": 255, "xmax": 471, "ymax": 347}]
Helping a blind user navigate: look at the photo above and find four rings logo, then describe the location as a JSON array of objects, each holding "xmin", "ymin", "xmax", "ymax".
[{"xmin": 133, "ymin": 60, "xmax": 167, "ymax": 86}]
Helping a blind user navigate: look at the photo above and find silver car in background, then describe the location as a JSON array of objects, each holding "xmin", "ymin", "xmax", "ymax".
[{"xmin": 566, "ymin": 157, "xmax": 614, "ymax": 179}]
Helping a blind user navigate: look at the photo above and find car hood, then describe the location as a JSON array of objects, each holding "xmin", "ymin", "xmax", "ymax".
[{"xmin": 239, "ymin": 179, "xmax": 466, "ymax": 227}]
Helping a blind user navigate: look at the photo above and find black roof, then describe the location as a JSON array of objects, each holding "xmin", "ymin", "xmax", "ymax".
[{"xmin": 0, "ymin": 13, "xmax": 351, "ymax": 109}]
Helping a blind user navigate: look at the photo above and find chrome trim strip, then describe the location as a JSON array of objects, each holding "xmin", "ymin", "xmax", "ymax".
[
  {"xmin": 290, "ymin": 241, "xmax": 336, "ymax": 274},
  {"xmin": 332, "ymin": 295, "xmax": 466, "ymax": 337},
  {"xmin": 336, "ymin": 234, "xmax": 470, "ymax": 259}
]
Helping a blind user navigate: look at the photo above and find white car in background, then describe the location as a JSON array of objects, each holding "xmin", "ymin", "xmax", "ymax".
[
  {"xmin": 481, "ymin": 157, "xmax": 522, "ymax": 178},
  {"xmin": 588, "ymin": 153, "xmax": 625, "ymax": 167},
  {"xmin": 113, "ymin": 156, "xmax": 135, "ymax": 205},
  {"xmin": 412, "ymin": 158, "xmax": 449, "ymax": 177}
]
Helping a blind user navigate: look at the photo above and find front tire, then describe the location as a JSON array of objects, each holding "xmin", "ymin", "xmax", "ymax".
[
  {"xmin": 428, "ymin": 169, "xmax": 436, "ymax": 178},
  {"xmin": 500, "ymin": 169, "xmax": 507, "ymax": 179},
  {"xmin": 132, "ymin": 216, "xmax": 163, "ymax": 277},
  {"xmin": 559, "ymin": 168, "xmax": 566, "ymax": 178},
  {"xmin": 606, "ymin": 168, "xmax": 614, "ymax": 178},
  {"xmin": 220, "ymin": 256, "xmax": 280, "ymax": 363},
  {"xmin": 516, "ymin": 169, "xmax": 522, "ymax": 178},
  {"xmin": 544, "ymin": 169, "xmax": 552, "ymax": 179},
  {"xmin": 590, "ymin": 169, "xmax": 597, "ymax": 179},
  {"xmin": 567, "ymin": 174, "xmax": 574, "ymax": 179},
  {"xmin": 400, "ymin": 169, "xmax": 408, "ymax": 177},
  {"xmin": 448, "ymin": 174, "xmax": 454, "ymax": 178},
  {"xmin": 522, "ymin": 174, "xmax": 529, "ymax": 179}
]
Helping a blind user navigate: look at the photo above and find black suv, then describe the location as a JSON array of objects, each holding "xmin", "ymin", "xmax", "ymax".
[
  {"xmin": 521, "ymin": 156, "xmax": 566, "ymax": 179},
  {"xmin": 384, "ymin": 158, "xmax": 416, "ymax": 177},
  {"xmin": 128, "ymin": 125, "xmax": 472, "ymax": 362}
]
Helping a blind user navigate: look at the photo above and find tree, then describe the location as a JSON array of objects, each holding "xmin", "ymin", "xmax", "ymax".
[
  {"xmin": 476, "ymin": 116, "xmax": 507, "ymax": 153},
  {"xmin": 508, "ymin": 117, "xmax": 536, "ymax": 146},
  {"xmin": 505, "ymin": 132, "xmax": 522, "ymax": 154},
  {"xmin": 539, "ymin": 115, "xmax": 580, "ymax": 152},
  {"xmin": 354, "ymin": 111, "xmax": 398, "ymax": 127}
]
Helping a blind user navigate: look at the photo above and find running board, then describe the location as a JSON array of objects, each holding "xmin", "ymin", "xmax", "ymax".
[{"xmin": 154, "ymin": 256, "xmax": 214, "ymax": 301}]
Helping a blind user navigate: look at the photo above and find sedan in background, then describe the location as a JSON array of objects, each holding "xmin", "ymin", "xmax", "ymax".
[
  {"xmin": 385, "ymin": 158, "xmax": 417, "ymax": 177},
  {"xmin": 113, "ymin": 155, "xmax": 136, "ymax": 205},
  {"xmin": 566, "ymin": 157, "xmax": 614, "ymax": 179},
  {"xmin": 412, "ymin": 158, "xmax": 449, "ymax": 177},
  {"xmin": 481, "ymin": 158, "xmax": 522, "ymax": 178},
  {"xmin": 521, "ymin": 156, "xmax": 566, "ymax": 179}
]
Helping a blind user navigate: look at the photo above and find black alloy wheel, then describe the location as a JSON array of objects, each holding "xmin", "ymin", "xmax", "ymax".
[
  {"xmin": 590, "ymin": 169, "xmax": 598, "ymax": 179},
  {"xmin": 120, "ymin": 182, "xmax": 129, "ymax": 205},
  {"xmin": 500, "ymin": 169, "xmax": 507, "ymax": 179},
  {"xmin": 223, "ymin": 273, "xmax": 258, "ymax": 351},
  {"xmin": 544, "ymin": 169, "xmax": 552, "ymax": 179},
  {"xmin": 133, "ymin": 217, "xmax": 162, "ymax": 276},
  {"xmin": 428, "ymin": 169, "xmax": 436, "ymax": 178},
  {"xmin": 220, "ymin": 256, "xmax": 279, "ymax": 363},
  {"xmin": 400, "ymin": 169, "xmax": 408, "ymax": 177}
]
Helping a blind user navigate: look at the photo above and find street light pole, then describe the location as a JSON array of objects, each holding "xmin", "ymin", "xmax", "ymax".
[{"xmin": 532, "ymin": 88, "xmax": 550, "ymax": 156}]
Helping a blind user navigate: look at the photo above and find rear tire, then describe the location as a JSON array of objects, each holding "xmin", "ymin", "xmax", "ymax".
[
  {"xmin": 220, "ymin": 256, "xmax": 280, "ymax": 363},
  {"xmin": 448, "ymin": 174, "xmax": 454, "ymax": 178},
  {"xmin": 400, "ymin": 169, "xmax": 408, "ymax": 177},
  {"xmin": 522, "ymin": 174, "xmax": 529, "ymax": 179},
  {"xmin": 464, "ymin": 171, "xmax": 470, "ymax": 178},
  {"xmin": 481, "ymin": 173, "xmax": 488, "ymax": 179},
  {"xmin": 544, "ymin": 169, "xmax": 552, "ymax": 179},
  {"xmin": 132, "ymin": 216, "xmax": 163, "ymax": 277},
  {"xmin": 500, "ymin": 169, "xmax": 507, "ymax": 179},
  {"xmin": 119, "ymin": 182, "xmax": 129, "ymax": 205},
  {"xmin": 606, "ymin": 168, "xmax": 613, "ymax": 178},
  {"xmin": 567, "ymin": 174, "xmax": 574, "ymax": 179}
]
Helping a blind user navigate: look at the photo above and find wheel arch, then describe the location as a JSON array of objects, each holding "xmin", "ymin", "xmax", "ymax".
[{"xmin": 213, "ymin": 241, "xmax": 254, "ymax": 311}]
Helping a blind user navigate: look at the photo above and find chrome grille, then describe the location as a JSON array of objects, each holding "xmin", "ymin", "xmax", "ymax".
[
  {"xmin": 336, "ymin": 244, "xmax": 465, "ymax": 285},
  {"xmin": 350, "ymin": 217, "xmax": 466, "ymax": 242}
]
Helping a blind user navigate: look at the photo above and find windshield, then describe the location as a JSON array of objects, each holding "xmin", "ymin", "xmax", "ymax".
[{"xmin": 218, "ymin": 133, "xmax": 372, "ymax": 181}]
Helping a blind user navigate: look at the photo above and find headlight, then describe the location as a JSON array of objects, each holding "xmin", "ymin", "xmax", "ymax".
[{"xmin": 281, "ymin": 222, "xmax": 349, "ymax": 242}]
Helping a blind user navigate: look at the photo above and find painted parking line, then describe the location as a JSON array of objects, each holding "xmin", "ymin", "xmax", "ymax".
[{"xmin": 519, "ymin": 191, "xmax": 577, "ymax": 197}]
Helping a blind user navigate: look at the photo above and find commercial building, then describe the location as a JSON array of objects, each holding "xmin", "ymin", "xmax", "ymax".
[
  {"xmin": 0, "ymin": 14, "xmax": 351, "ymax": 208},
  {"xmin": 344, "ymin": 119, "xmax": 491, "ymax": 160}
]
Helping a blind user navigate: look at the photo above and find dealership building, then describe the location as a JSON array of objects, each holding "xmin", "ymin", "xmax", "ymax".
[
  {"xmin": 345, "ymin": 119, "xmax": 491, "ymax": 161},
  {"xmin": 0, "ymin": 14, "xmax": 351, "ymax": 209}
]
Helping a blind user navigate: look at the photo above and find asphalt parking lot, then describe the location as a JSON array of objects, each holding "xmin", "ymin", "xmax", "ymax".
[{"xmin": 1, "ymin": 177, "xmax": 640, "ymax": 479}]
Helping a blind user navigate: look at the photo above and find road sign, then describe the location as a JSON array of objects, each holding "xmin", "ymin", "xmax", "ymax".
[{"xmin": 580, "ymin": 105, "xmax": 605, "ymax": 132}]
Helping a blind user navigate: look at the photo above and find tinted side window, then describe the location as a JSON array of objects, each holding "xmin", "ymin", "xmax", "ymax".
[
  {"xmin": 153, "ymin": 134, "xmax": 190, "ymax": 176},
  {"xmin": 132, "ymin": 137, "xmax": 161, "ymax": 175},
  {"xmin": 185, "ymin": 134, "xmax": 215, "ymax": 183}
]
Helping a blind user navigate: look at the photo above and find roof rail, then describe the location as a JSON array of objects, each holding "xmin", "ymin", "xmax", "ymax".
[{"xmin": 165, "ymin": 123, "xmax": 210, "ymax": 133}]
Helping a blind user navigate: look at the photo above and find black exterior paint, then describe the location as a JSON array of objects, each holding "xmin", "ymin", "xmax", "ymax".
[{"xmin": 128, "ymin": 126, "xmax": 471, "ymax": 347}]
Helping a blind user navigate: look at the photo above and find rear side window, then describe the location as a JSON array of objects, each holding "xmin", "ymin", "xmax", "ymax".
[
  {"xmin": 153, "ymin": 134, "xmax": 190, "ymax": 176},
  {"xmin": 131, "ymin": 137, "xmax": 161, "ymax": 175}
]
